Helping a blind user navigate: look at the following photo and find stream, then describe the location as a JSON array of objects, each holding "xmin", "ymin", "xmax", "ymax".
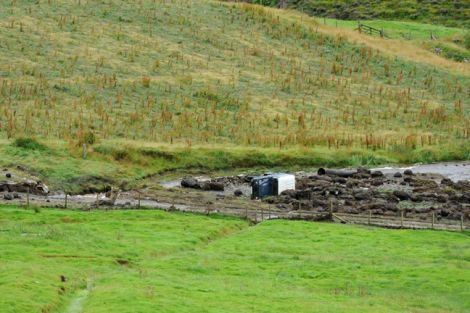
[
  {"xmin": 159, "ymin": 161, "xmax": 470, "ymax": 190},
  {"xmin": 372, "ymin": 161, "xmax": 470, "ymax": 182}
]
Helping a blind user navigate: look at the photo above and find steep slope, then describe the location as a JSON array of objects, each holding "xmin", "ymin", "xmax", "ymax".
[
  {"xmin": 253, "ymin": 0, "xmax": 470, "ymax": 28},
  {"xmin": 0, "ymin": 0, "xmax": 468, "ymax": 158}
]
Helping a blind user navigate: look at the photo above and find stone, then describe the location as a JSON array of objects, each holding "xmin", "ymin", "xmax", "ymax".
[
  {"xmin": 280, "ymin": 189, "xmax": 297, "ymax": 199},
  {"xmin": 404, "ymin": 169, "xmax": 413, "ymax": 176},
  {"xmin": 181, "ymin": 176, "xmax": 199, "ymax": 189},
  {"xmin": 393, "ymin": 190, "xmax": 411, "ymax": 201},
  {"xmin": 371, "ymin": 171, "xmax": 384, "ymax": 178},
  {"xmin": 403, "ymin": 176, "xmax": 413, "ymax": 183},
  {"xmin": 357, "ymin": 167, "xmax": 371, "ymax": 174},
  {"xmin": 333, "ymin": 177, "xmax": 347, "ymax": 184},
  {"xmin": 436, "ymin": 194, "xmax": 448, "ymax": 203},
  {"xmin": 371, "ymin": 179, "xmax": 384, "ymax": 186},
  {"xmin": 3, "ymin": 193, "xmax": 13, "ymax": 200},
  {"xmin": 410, "ymin": 194, "xmax": 423, "ymax": 202},
  {"xmin": 393, "ymin": 172, "xmax": 402, "ymax": 178},
  {"xmin": 234, "ymin": 189, "xmax": 243, "ymax": 197},
  {"xmin": 353, "ymin": 189, "xmax": 371, "ymax": 200},
  {"xmin": 206, "ymin": 182, "xmax": 224, "ymax": 191}
]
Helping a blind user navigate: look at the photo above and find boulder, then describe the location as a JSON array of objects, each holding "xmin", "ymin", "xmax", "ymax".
[
  {"xmin": 3, "ymin": 193, "xmax": 13, "ymax": 200},
  {"xmin": 280, "ymin": 189, "xmax": 297, "ymax": 199},
  {"xmin": 357, "ymin": 167, "xmax": 371, "ymax": 174},
  {"xmin": 440, "ymin": 178, "xmax": 454, "ymax": 186},
  {"xmin": 371, "ymin": 171, "xmax": 384, "ymax": 178},
  {"xmin": 202, "ymin": 182, "xmax": 224, "ymax": 191},
  {"xmin": 0, "ymin": 180, "xmax": 49, "ymax": 195},
  {"xmin": 353, "ymin": 173, "xmax": 371, "ymax": 179},
  {"xmin": 403, "ymin": 176, "xmax": 413, "ymax": 183},
  {"xmin": 393, "ymin": 190, "xmax": 411, "ymax": 201},
  {"xmin": 353, "ymin": 188, "xmax": 371, "ymax": 200},
  {"xmin": 410, "ymin": 194, "xmax": 423, "ymax": 202},
  {"xmin": 461, "ymin": 193, "xmax": 470, "ymax": 203},
  {"xmin": 234, "ymin": 189, "xmax": 243, "ymax": 197},
  {"xmin": 414, "ymin": 207, "xmax": 431, "ymax": 214},
  {"xmin": 393, "ymin": 172, "xmax": 403, "ymax": 178},
  {"xmin": 333, "ymin": 177, "xmax": 347, "ymax": 184},
  {"xmin": 181, "ymin": 177, "xmax": 200, "ymax": 189},
  {"xmin": 454, "ymin": 180, "xmax": 470, "ymax": 192},
  {"xmin": 436, "ymin": 194, "xmax": 448, "ymax": 203},
  {"xmin": 404, "ymin": 169, "xmax": 413, "ymax": 176},
  {"xmin": 370, "ymin": 179, "xmax": 384, "ymax": 186}
]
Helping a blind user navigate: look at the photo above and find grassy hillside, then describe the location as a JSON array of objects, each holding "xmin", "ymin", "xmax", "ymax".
[
  {"xmin": 0, "ymin": 0, "xmax": 469, "ymax": 185},
  {"xmin": 263, "ymin": 0, "xmax": 470, "ymax": 28},
  {"xmin": 0, "ymin": 206, "xmax": 469, "ymax": 313},
  {"xmin": 316, "ymin": 18, "xmax": 470, "ymax": 63}
]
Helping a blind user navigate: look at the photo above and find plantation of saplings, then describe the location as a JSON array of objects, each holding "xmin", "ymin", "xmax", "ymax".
[{"xmin": 0, "ymin": 0, "xmax": 468, "ymax": 167}]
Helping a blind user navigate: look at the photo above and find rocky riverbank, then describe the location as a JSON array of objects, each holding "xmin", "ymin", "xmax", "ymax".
[{"xmin": 177, "ymin": 167, "xmax": 470, "ymax": 221}]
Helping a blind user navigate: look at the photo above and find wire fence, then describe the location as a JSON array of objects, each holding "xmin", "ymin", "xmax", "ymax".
[{"xmin": 12, "ymin": 190, "xmax": 470, "ymax": 232}]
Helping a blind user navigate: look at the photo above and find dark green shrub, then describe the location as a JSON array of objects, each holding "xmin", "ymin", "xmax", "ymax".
[
  {"xmin": 78, "ymin": 131, "xmax": 96, "ymax": 145},
  {"xmin": 13, "ymin": 138, "xmax": 47, "ymax": 150}
]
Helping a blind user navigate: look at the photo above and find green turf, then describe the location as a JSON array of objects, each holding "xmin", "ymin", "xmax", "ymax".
[
  {"xmin": 0, "ymin": 205, "xmax": 469, "ymax": 312},
  {"xmin": 265, "ymin": 0, "xmax": 470, "ymax": 28},
  {"xmin": 320, "ymin": 18, "xmax": 465, "ymax": 41}
]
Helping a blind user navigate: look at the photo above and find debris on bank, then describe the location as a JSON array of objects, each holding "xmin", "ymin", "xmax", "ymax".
[
  {"xmin": 175, "ymin": 167, "xmax": 470, "ymax": 221},
  {"xmin": 0, "ymin": 166, "xmax": 49, "ymax": 200}
]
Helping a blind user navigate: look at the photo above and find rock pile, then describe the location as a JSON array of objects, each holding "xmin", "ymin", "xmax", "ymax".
[
  {"xmin": 266, "ymin": 168, "xmax": 470, "ymax": 220},
  {"xmin": 0, "ymin": 168, "xmax": 49, "ymax": 200},
  {"xmin": 181, "ymin": 176, "xmax": 225, "ymax": 191}
]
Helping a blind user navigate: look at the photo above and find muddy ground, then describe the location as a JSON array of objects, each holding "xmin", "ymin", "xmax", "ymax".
[
  {"xmin": 1, "ymin": 162, "xmax": 469, "ymax": 224},
  {"xmin": 164, "ymin": 164, "xmax": 470, "ymax": 221}
]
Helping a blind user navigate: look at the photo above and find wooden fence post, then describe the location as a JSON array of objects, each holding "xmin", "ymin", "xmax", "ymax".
[
  {"xmin": 368, "ymin": 210, "xmax": 371, "ymax": 225},
  {"xmin": 431, "ymin": 212, "xmax": 435, "ymax": 229},
  {"xmin": 245, "ymin": 206, "xmax": 248, "ymax": 220},
  {"xmin": 461, "ymin": 215, "xmax": 464, "ymax": 232},
  {"xmin": 96, "ymin": 193, "xmax": 99, "ymax": 209},
  {"xmin": 137, "ymin": 192, "xmax": 141, "ymax": 209},
  {"xmin": 400, "ymin": 210, "xmax": 404, "ymax": 228},
  {"xmin": 65, "ymin": 193, "xmax": 68, "ymax": 209},
  {"xmin": 82, "ymin": 143, "xmax": 87, "ymax": 159},
  {"xmin": 261, "ymin": 207, "xmax": 264, "ymax": 221}
]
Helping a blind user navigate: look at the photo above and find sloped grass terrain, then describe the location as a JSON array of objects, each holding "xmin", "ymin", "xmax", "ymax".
[
  {"xmin": 0, "ymin": 206, "xmax": 469, "ymax": 313},
  {"xmin": 5, "ymin": 138, "xmax": 469, "ymax": 193},
  {"xmin": 0, "ymin": 0, "xmax": 468, "ymax": 157},
  {"xmin": 320, "ymin": 18, "xmax": 465, "ymax": 41},
  {"xmin": 318, "ymin": 18, "xmax": 470, "ymax": 62},
  {"xmin": 272, "ymin": 0, "xmax": 470, "ymax": 28}
]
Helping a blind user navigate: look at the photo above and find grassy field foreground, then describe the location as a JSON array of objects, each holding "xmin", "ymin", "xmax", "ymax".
[{"xmin": 0, "ymin": 206, "xmax": 469, "ymax": 313}]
